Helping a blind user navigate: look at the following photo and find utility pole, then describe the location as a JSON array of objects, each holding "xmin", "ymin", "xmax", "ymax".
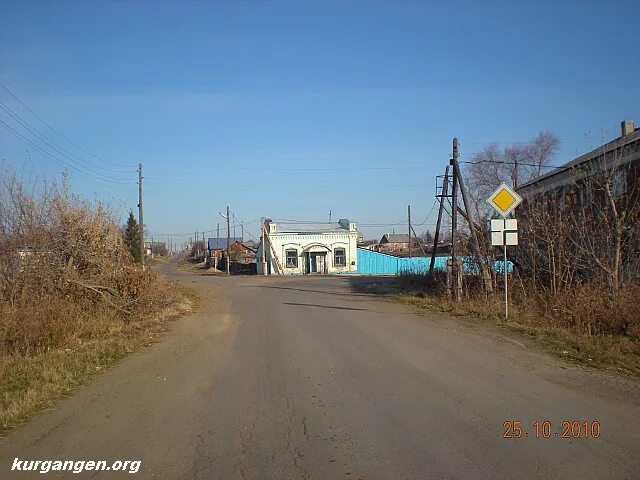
[
  {"xmin": 202, "ymin": 232, "xmax": 205, "ymax": 262},
  {"xmin": 408, "ymin": 205, "xmax": 412, "ymax": 259},
  {"xmin": 138, "ymin": 163, "xmax": 144, "ymax": 268},
  {"xmin": 216, "ymin": 222, "xmax": 220, "ymax": 270},
  {"xmin": 429, "ymin": 166, "xmax": 449, "ymax": 276},
  {"xmin": 261, "ymin": 218, "xmax": 267, "ymax": 275},
  {"xmin": 451, "ymin": 140, "xmax": 494, "ymax": 294},
  {"xmin": 329, "ymin": 209, "xmax": 332, "ymax": 223},
  {"xmin": 226, "ymin": 205, "xmax": 230, "ymax": 275},
  {"xmin": 451, "ymin": 139, "xmax": 460, "ymax": 301},
  {"xmin": 233, "ymin": 213, "xmax": 236, "ymax": 240},
  {"xmin": 241, "ymin": 222, "xmax": 244, "ymax": 242}
]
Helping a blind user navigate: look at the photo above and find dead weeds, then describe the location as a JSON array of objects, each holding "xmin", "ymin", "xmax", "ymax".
[{"xmin": 358, "ymin": 277, "xmax": 640, "ymax": 377}]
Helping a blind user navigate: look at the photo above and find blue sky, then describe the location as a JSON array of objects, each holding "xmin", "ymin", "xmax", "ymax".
[{"xmin": 1, "ymin": 0, "xmax": 639, "ymax": 245}]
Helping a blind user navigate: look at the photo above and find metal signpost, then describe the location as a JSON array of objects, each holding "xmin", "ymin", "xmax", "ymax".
[{"xmin": 487, "ymin": 183, "xmax": 523, "ymax": 318}]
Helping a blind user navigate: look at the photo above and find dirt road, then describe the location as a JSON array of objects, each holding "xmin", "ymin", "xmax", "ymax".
[{"xmin": 2, "ymin": 258, "xmax": 639, "ymax": 479}]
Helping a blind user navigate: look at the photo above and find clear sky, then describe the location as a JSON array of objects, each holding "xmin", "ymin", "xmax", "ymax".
[{"xmin": 1, "ymin": 0, "xmax": 639, "ymax": 246}]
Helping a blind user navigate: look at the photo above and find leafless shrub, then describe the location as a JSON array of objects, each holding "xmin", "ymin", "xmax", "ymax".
[{"xmin": 0, "ymin": 168, "xmax": 182, "ymax": 356}]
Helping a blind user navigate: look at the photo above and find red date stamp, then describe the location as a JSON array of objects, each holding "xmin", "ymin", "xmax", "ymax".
[{"xmin": 503, "ymin": 420, "xmax": 601, "ymax": 439}]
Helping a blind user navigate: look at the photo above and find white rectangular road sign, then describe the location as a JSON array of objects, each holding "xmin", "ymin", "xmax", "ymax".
[{"xmin": 491, "ymin": 218, "xmax": 518, "ymax": 246}]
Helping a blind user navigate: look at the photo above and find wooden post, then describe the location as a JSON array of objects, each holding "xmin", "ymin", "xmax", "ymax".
[
  {"xmin": 408, "ymin": 205, "xmax": 412, "ymax": 259},
  {"xmin": 451, "ymin": 139, "xmax": 461, "ymax": 301},
  {"xmin": 429, "ymin": 166, "xmax": 450, "ymax": 276}
]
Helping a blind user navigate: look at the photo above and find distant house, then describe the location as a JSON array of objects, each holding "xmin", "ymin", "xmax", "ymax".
[
  {"xmin": 379, "ymin": 233, "xmax": 410, "ymax": 252},
  {"xmin": 256, "ymin": 219, "xmax": 358, "ymax": 275},
  {"xmin": 207, "ymin": 237, "xmax": 242, "ymax": 257},
  {"xmin": 229, "ymin": 241, "xmax": 256, "ymax": 263},
  {"xmin": 207, "ymin": 237, "xmax": 242, "ymax": 269},
  {"xmin": 145, "ymin": 241, "xmax": 167, "ymax": 257}
]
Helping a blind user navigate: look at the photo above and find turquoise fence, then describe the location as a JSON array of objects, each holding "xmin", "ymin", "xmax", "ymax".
[{"xmin": 356, "ymin": 248, "xmax": 512, "ymax": 275}]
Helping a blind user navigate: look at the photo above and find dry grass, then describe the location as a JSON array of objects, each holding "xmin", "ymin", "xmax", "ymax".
[
  {"xmin": 176, "ymin": 255, "xmax": 226, "ymax": 276},
  {"xmin": 0, "ymin": 169, "xmax": 198, "ymax": 433},
  {"xmin": 146, "ymin": 255, "xmax": 171, "ymax": 266},
  {"xmin": 356, "ymin": 274, "xmax": 640, "ymax": 377},
  {"xmin": 0, "ymin": 284, "xmax": 195, "ymax": 433}
]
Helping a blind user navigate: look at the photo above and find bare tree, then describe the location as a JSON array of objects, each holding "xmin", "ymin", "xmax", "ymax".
[{"xmin": 465, "ymin": 131, "xmax": 560, "ymax": 218}]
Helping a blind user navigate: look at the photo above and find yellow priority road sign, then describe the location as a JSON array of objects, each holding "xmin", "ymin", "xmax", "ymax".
[{"xmin": 487, "ymin": 183, "xmax": 522, "ymax": 217}]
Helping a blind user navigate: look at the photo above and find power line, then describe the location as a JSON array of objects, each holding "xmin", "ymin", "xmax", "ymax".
[
  {"xmin": 0, "ymin": 82, "xmax": 134, "ymax": 169},
  {"xmin": 0, "ymin": 118, "xmax": 131, "ymax": 186},
  {"xmin": 0, "ymin": 100, "xmax": 133, "ymax": 180},
  {"xmin": 459, "ymin": 159, "xmax": 567, "ymax": 170}
]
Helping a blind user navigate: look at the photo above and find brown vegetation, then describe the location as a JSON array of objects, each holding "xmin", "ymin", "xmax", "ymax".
[
  {"xmin": 0, "ymin": 169, "xmax": 192, "ymax": 431},
  {"xmin": 381, "ymin": 134, "xmax": 640, "ymax": 376}
]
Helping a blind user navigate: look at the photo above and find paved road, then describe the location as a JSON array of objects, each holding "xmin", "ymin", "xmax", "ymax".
[{"xmin": 2, "ymin": 258, "xmax": 639, "ymax": 479}]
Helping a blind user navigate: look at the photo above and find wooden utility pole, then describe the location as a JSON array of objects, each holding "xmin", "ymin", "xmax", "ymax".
[
  {"xmin": 429, "ymin": 166, "xmax": 449, "ymax": 276},
  {"xmin": 451, "ymin": 139, "xmax": 461, "ymax": 301},
  {"xmin": 226, "ymin": 205, "xmax": 230, "ymax": 275},
  {"xmin": 216, "ymin": 222, "xmax": 220, "ymax": 270},
  {"xmin": 241, "ymin": 221, "xmax": 244, "ymax": 242},
  {"xmin": 261, "ymin": 219, "xmax": 267, "ymax": 275},
  {"xmin": 408, "ymin": 205, "xmax": 412, "ymax": 259},
  {"xmin": 410, "ymin": 223, "xmax": 427, "ymax": 257},
  {"xmin": 138, "ymin": 163, "xmax": 144, "ymax": 268},
  {"xmin": 451, "ymin": 142, "xmax": 494, "ymax": 294}
]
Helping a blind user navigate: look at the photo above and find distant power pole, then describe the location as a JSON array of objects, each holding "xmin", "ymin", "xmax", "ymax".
[
  {"xmin": 233, "ymin": 213, "xmax": 236, "ymax": 240},
  {"xmin": 138, "ymin": 163, "xmax": 144, "ymax": 268},
  {"xmin": 241, "ymin": 221, "xmax": 244, "ymax": 242},
  {"xmin": 408, "ymin": 205, "xmax": 412, "ymax": 259},
  {"xmin": 329, "ymin": 209, "xmax": 332, "ymax": 223},
  {"xmin": 226, "ymin": 205, "xmax": 230, "ymax": 275}
]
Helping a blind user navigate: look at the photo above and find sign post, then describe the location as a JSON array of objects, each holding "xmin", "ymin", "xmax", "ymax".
[{"xmin": 487, "ymin": 184, "xmax": 523, "ymax": 318}]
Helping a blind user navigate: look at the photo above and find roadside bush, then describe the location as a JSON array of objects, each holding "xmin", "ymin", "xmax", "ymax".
[
  {"xmin": 0, "ymin": 168, "xmax": 191, "ymax": 431},
  {"xmin": 0, "ymin": 169, "xmax": 182, "ymax": 356}
]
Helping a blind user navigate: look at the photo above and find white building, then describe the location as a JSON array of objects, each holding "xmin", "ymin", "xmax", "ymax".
[{"xmin": 256, "ymin": 219, "xmax": 358, "ymax": 275}]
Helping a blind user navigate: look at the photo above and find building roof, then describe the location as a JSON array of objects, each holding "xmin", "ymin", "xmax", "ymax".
[
  {"xmin": 380, "ymin": 233, "xmax": 410, "ymax": 244},
  {"xmin": 208, "ymin": 237, "xmax": 242, "ymax": 250},
  {"xmin": 273, "ymin": 222, "xmax": 350, "ymax": 234},
  {"xmin": 230, "ymin": 240, "xmax": 256, "ymax": 253},
  {"xmin": 518, "ymin": 125, "xmax": 640, "ymax": 197}
]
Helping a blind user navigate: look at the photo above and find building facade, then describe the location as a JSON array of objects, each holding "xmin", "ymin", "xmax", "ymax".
[{"xmin": 256, "ymin": 219, "xmax": 358, "ymax": 275}]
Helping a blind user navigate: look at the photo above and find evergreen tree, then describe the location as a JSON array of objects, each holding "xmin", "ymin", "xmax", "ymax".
[{"xmin": 124, "ymin": 211, "xmax": 141, "ymax": 263}]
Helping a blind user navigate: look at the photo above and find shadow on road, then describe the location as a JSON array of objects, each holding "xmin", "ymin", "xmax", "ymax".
[
  {"xmin": 283, "ymin": 302, "xmax": 368, "ymax": 311},
  {"xmin": 258, "ymin": 284, "xmax": 374, "ymax": 297}
]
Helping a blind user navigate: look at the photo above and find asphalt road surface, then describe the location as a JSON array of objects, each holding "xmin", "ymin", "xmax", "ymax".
[{"xmin": 2, "ymin": 257, "xmax": 639, "ymax": 479}]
